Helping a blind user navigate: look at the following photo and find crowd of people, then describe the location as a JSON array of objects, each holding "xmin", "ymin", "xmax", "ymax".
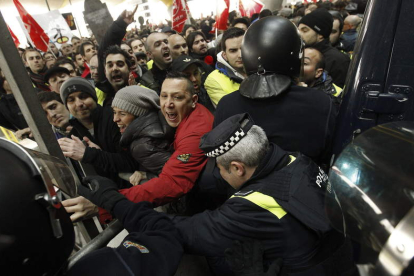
[{"xmin": 0, "ymin": 0, "xmax": 366, "ymax": 275}]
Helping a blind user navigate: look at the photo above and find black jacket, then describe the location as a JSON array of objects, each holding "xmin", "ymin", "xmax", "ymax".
[
  {"xmin": 69, "ymin": 105, "xmax": 138, "ymax": 188},
  {"xmin": 312, "ymin": 70, "xmax": 342, "ymax": 111},
  {"xmin": 120, "ymin": 111, "xmax": 174, "ymax": 175},
  {"xmin": 0, "ymin": 94, "xmax": 27, "ymax": 131},
  {"xmin": 215, "ymin": 85, "xmax": 335, "ymax": 165},
  {"xmin": 68, "ymin": 201, "xmax": 183, "ymax": 276},
  {"xmin": 176, "ymin": 144, "xmax": 354, "ymax": 275},
  {"xmin": 140, "ymin": 63, "xmax": 168, "ymax": 95},
  {"xmin": 313, "ymin": 39, "xmax": 351, "ymax": 88}
]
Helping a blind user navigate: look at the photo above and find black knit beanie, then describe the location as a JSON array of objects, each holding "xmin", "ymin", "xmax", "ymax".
[
  {"xmin": 299, "ymin": 9, "xmax": 333, "ymax": 39},
  {"xmin": 60, "ymin": 77, "xmax": 97, "ymax": 107}
]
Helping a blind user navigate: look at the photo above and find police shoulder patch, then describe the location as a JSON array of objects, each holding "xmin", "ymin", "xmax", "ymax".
[
  {"xmin": 123, "ymin": 240, "xmax": 150, "ymax": 253},
  {"xmin": 177, "ymin": 153, "xmax": 191, "ymax": 163}
]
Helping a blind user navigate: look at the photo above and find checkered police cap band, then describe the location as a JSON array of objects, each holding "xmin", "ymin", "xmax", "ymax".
[
  {"xmin": 205, "ymin": 128, "xmax": 246, "ymax": 157},
  {"xmin": 199, "ymin": 113, "xmax": 254, "ymax": 157}
]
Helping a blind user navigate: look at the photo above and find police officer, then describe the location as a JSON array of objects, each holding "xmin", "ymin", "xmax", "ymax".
[
  {"xmin": 214, "ymin": 16, "xmax": 336, "ymax": 166},
  {"xmin": 176, "ymin": 114, "xmax": 356, "ymax": 275}
]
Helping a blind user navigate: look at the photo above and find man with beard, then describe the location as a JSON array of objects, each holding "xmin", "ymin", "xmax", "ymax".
[
  {"xmin": 168, "ymin": 34, "xmax": 189, "ymax": 59},
  {"xmin": 23, "ymin": 48, "xmax": 50, "ymax": 91},
  {"xmin": 205, "ymin": 28, "xmax": 246, "ymax": 107},
  {"xmin": 298, "ymin": 9, "xmax": 350, "ymax": 88},
  {"xmin": 100, "ymin": 45, "xmax": 131, "ymax": 105},
  {"xmin": 186, "ymin": 31, "xmax": 215, "ymax": 72},
  {"xmin": 140, "ymin": 32, "xmax": 173, "ymax": 94}
]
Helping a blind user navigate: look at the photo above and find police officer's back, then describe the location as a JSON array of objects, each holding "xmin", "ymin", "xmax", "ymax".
[{"xmin": 215, "ymin": 16, "xmax": 336, "ymax": 166}]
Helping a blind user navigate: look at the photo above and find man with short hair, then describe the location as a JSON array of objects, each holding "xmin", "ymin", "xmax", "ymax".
[
  {"xmin": 54, "ymin": 57, "xmax": 79, "ymax": 77},
  {"xmin": 168, "ymin": 34, "xmax": 188, "ymax": 59},
  {"xmin": 74, "ymin": 52, "xmax": 85, "ymax": 75},
  {"xmin": 71, "ymin": 36, "xmax": 81, "ymax": 50},
  {"xmin": 329, "ymin": 12, "xmax": 344, "ymax": 48},
  {"xmin": 341, "ymin": 15, "xmax": 361, "ymax": 52},
  {"xmin": 67, "ymin": 73, "xmax": 214, "ymax": 223},
  {"xmin": 44, "ymin": 66, "xmax": 71, "ymax": 93},
  {"xmin": 89, "ymin": 54, "xmax": 100, "ymax": 83},
  {"xmin": 102, "ymin": 45, "xmax": 131, "ymax": 103},
  {"xmin": 48, "ymin": 42, "xmax": 61, "ymax": 58},
  {"xmin": 38, "ymin": 91, "xmax": 71, "ymax": 139},
  {"xmin": 129, "ymin": 38, "xmax": 146, "ymax": 54},
  {"xmin": 79, "ymin": 41, "xmax": 97, "ymax": 78},
  {"xmin": 60, "ymin": 43, "xmax": 74, "ymax": 58},
  {"xmin": 301, "ymin": 47, "xmax": 342, "ymax": 107},
  {"xmin": 140, "ymin": 32, "xmax": 172, "ymax": 94},
  {"xmin": 173, "ymin": 113, "xmax": 356, "ymax": 275},
  {"xmin": 171, "ymin": 55, "xmax": 214, "ymax": 112},
  {"xmin": 22, "ymin": 48, "xmax": 50, "ymax": 91},
  {"xmin": 298, "ymin": 8, "xmax": 350, "ymax": 87},
  {"xmin": 231, "ymin": 17, "xmax": 249, "ymax": 30},
  {"xmin": 79, "ymin": 42, "xmax": 97, "ymax": 64},
  {"xmin": 205, "ymin": 27, "xmax": 246, "ymax": 107}
]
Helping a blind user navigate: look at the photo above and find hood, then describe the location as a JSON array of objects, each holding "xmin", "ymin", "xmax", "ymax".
[{"xmin": 216, "ymin": 51, "xmax": 245, "ymax": 82}]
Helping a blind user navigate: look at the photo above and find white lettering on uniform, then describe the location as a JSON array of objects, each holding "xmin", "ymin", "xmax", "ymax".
[{"xmin": 316, "ymin": 167, "xmax": 328, "ymax": 188}]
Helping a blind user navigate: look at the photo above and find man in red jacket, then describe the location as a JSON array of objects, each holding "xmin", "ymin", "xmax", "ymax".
[{"xmin": 64, "ymin": 72, "xmax": 214, "ymax": 222}]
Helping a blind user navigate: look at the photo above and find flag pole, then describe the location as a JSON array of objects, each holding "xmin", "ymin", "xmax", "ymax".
[
  {"xmin": 68, "ymin": 0, "xmax": 83, "ymax": 37},
  {"xmin": 40, "ymin": 35, "xmax": 56, "ymax": 58},
  {"xmin": 215, "ymin": 0, "xmax": 218, "ymax": 39}
]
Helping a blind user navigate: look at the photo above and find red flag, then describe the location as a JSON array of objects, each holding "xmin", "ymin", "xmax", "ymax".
[
  {"xmin": 172, "ymin": 0, "xmax": 188, "ymax": 33},
  {"xmin": 7, "ymin": 25, "xmax": 20, "ymax": 47},
  {"xmin": 13, "ymin": 0, "xmax": 49, "ymax": 52},
  {"xmin": 215, "ymin": 0, "xmax": 230, "ymax": 31},
  {"xmin": 239, "ymin": 0, "xmax": 264, "ymax": 18}
]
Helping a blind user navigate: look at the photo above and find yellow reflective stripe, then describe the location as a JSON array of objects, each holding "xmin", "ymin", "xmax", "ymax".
[
  {"xmin": 232, "ymin": 192, "xmax": 287, "ymax": 219},
  {"xmin": 333, "ymin": 84, "xmax": 343, "ymax": 97},
  {"xmin": 288, "ymin": 155, "xmax": 296, "ymax": 165},
  {"xmin": 147, "ymin": 59, "xmax": 153, "ymax": 70}
]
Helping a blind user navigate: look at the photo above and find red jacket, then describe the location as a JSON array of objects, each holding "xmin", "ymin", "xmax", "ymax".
[{"xmin": 99, "ymin": 104, "xmax": 213, "ymax": 222}]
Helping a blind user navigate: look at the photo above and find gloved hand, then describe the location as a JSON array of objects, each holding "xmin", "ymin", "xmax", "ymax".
[
  {"xmin": 225, "ymin": 239, "xmax": 282, "ymax": 276},
  {"xmin": 77, "ymin": 175, "xmax": 126, "ymax": 213}
]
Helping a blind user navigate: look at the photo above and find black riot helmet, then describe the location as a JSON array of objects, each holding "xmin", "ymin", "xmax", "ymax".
[
  {"xmin": 240, "ymin": 16, "xmax": 304, "ymax": 99},
  {"xmin": 242, "ymin": 16, "xmax": 303, "ymax": 78},
  {"xmin": 0, "ymin": 138, "xmax": 75, "ymax": 275}
]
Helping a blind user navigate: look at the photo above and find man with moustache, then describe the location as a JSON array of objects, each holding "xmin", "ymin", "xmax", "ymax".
[
  {"xmin": 140, "ymin": 32, "xmax": 173, "ymax": 94},
  {"xmin": 44, "ymin": 66, "xmax": 71, "ymax": 93}
]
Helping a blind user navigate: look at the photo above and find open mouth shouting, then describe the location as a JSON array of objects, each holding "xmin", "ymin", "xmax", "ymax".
[
  {"xmin": 118, "ymin": 124, "xmax": 127, "ymax": 133},
  {"xmin": 163, "ymin": 50, "xmax": 172, "ymax": 62},
  {"xmin": 111, "ymin": 73, "xmax": 125, "ymax": 83}
]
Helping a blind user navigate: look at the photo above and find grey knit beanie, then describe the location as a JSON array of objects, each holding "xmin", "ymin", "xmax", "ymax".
[
  {"xmin": 112, "ymin": 86, "xmax": 160, "ymax": 117},
  {"xmin": 60, "ymin": 77, "xmax": 97, "ymax": 106}
]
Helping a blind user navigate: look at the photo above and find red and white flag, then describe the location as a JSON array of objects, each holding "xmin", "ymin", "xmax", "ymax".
[
  {"xmin": 210, "ymin": 0, "xmax": 229, "ymax": 33},
  {"xmin": 13, "ymin": 0, "xmax": 49, "ymax": 52},
  {"xmin": 7, "ymin": 25, "xmax": 20, "ymax": 48},
  {"xmin": 239, "ymin": 0, "xmax": 264, "ymax": 18},
  {"xmin": 172, "ymin": 0, "xmax": 188, "ymax": 33}
]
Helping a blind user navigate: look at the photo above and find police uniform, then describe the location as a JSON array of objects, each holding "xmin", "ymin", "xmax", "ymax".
[{"xmin": 175, "ymin": 114, "xmax": 357, "ymax": 276}]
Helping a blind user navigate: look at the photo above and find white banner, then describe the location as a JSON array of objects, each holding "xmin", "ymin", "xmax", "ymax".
[{"xmin": 17, "ymin": 10, "xmax": 73, "ymax": 50}]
